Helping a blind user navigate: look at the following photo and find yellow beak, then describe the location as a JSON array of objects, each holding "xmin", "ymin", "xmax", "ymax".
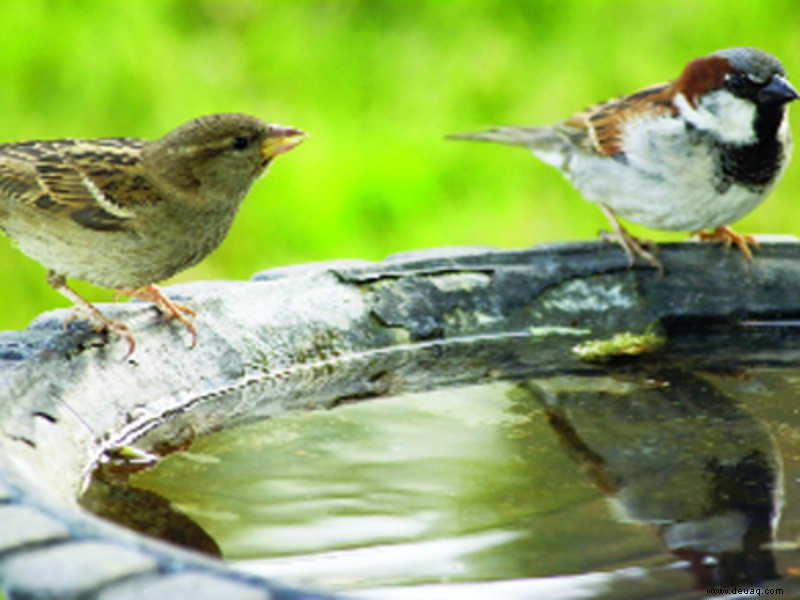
[{"xmin": 260, "ymin": 125, "xmax": 308, "ymax": 159}]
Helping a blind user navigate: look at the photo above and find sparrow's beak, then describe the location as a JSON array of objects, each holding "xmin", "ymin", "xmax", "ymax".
[
  {"xmin": 261, "ymin": 126, "xmax": 308, "ymax": 159},
  {"xmin": 758, "ymin": 75, "xmax": 800, "ymax": 105}
]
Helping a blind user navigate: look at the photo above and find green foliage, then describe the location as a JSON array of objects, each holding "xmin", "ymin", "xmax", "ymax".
[{"xmin": 1, "ymin": 0, "xmax": 798, "ymax": 328}]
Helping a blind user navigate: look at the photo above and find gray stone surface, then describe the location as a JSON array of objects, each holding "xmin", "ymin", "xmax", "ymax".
[
  {"xmin": 1, "ymin": 241, "xmax": 800, "ymax": 598},
  {"xmin": 0, "ymin": 505, "xmax": 69, "ymax": 552},
  {"xmin": 97, "ymin": 572, "xmax": 272, "ymax": 600},
  {"xmin": 1, "ymin": 540, "xmax": 157, "ymax": 596},
  {"xmin": 0, "ymin": 478, "xmax": 13, "ymax": 502}
]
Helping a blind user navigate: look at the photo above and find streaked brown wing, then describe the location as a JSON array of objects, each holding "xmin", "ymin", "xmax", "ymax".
[
  {"xmin": 0, "ymin": 153, "xmax": 39, "ymax": 203},
  {"xmin": 560, "ymin": 82, "xmax": 677, "ymax": 157},
  {"xmin": 0, "ymin": 138, "xmax": 158, "ymax": 232}
]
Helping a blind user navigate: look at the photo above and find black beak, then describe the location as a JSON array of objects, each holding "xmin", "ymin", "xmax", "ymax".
[{"xmin": 758, "ymin": 74, "xmax": 800, "ymax": 105}]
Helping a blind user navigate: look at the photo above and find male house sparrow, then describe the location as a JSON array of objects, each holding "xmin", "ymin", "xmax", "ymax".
[
  {"xmin": 0, "ymin": 113, "xmax": 306, "ymax": 353},
  {"xmin": 450, "ymin": 47, "xmax": 798, "ymax": 270}
]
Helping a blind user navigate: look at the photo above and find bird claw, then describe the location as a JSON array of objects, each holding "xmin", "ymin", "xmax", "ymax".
[
  {"xmin": 600, "ymin": 230, "xmax": 664, "ymax": 274},
  {"xmin": 692, "ymin": 226, "xmax": 760, "ymax": 261},
  {"xmin": 598, "ymin": 205, "xmax": 663, "ymax": 275},
  {"xmin": 48, "ymin": 271, "xmax": 136, "ymax": 357},
  {"xmin": 64, "ymin": 306, "xmax": 136, "ymax": 357},
  {"xmin": 119, "ymin": 285, "xmax": 198, "ymax": 348},
  {"xmin": 93, "ymin": 318, "xmax": 136, "ymax": 358}
]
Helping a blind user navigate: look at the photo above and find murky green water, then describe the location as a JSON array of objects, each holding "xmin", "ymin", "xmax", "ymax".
[{"xmin": 102, "ymin": 369, "xmax": 800, "ymax": 598}]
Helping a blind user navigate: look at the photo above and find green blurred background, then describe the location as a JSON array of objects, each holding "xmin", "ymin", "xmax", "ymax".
[{"xmin": 1, "ymin": 0, "xmax": 798, "ymax": 329}]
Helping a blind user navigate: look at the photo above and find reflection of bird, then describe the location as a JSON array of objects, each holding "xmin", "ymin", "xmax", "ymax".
[
  {"xmin": 0, "ymin": 113, "xmax": 307, "ymax": 354},
  {"xmin": 521, "ymin": 372, "xmax": 781, "ymax": 590},
  {"xmin": 450, "ymin": 47, "xmax": 798, "ymax": 271}
]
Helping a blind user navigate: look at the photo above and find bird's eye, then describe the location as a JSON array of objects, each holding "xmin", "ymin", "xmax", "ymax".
[
  {"xmin": 724, "ymin": 73, "xmax": 760, "ymax": 99},
  {"xmin": 747, "ymin": 73, "xmax": 768, "ymax": 85},
  {"xmin": 231, "ymin": 136, "xmax": 250, "ymax": 150}
]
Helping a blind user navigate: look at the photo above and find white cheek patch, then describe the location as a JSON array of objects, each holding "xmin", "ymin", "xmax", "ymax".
[{"xmin": 674, "ymin": 90, "xmax": 757, "ymax": 145}]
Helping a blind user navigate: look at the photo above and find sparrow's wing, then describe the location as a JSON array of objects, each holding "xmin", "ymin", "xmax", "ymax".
[
  {"xmin": 448, "ymin": 82, "xmax": 678, "ymax": 165},
  {"xmin": 0, "ymin": 150, "xmax": 39, "ymax": 215},
  {"xmin": 0, "ymin": 138, "xmax": 158, "ymax": 232},
  {"xmin": 561, "ymin": 82, "xmax": 677, "ymax": 157}
]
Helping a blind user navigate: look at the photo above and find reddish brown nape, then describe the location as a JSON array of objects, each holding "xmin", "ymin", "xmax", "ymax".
[{"xmin": 674, "ymin": 55, "xmax": 732, "ymax": 107}]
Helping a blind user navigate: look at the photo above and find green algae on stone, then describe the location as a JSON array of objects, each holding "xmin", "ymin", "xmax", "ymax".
[{"xmin": 572, "ymin": 327, "xmax": 665, "ymax": 361}]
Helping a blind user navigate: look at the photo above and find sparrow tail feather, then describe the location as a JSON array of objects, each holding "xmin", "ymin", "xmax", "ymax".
[{"xmin": 446, "ymin": 127, "xmax": 562, "ymax": 149}]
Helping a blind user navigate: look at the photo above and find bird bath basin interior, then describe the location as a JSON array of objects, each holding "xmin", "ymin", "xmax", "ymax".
[{"xmin": 80, "ymin": 345, "xmax": 800, "ymax": 598}]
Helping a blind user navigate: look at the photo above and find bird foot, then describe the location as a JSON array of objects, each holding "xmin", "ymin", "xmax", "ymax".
[
  {"xmin": 598, "ymin": 205, "xmax": 663, "ymax": 274},
  {"xmin": 47, "ymin": 271, "xmax": 136, "ymax": 356},
  {"xmin": 599, "ymin": 230, "xmax": 663, "ymax": 274},
  {"xmin": 117, "ymin": 284, "xmax": 197, "ymax": 348},
  {"xmin": 691, "ymin": 226, "xmax": 760, "ymax": 261},
  {"xmin": 67, "ymin": 310, "xmax": 136, "ymax": 357}
]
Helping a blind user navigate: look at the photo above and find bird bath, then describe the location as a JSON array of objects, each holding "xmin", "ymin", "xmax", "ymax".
[{"xmin": 2, "ymin": 241, "xmax": 800, "ymax": 599}]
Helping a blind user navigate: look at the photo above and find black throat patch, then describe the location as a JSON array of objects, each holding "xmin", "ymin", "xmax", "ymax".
[{"xmin": 711, "ymin": 104, "xmax": 787, "ymax": 193}]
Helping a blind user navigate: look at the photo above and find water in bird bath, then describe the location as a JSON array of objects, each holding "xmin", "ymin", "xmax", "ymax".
[{"xmin": 84, "ymin": 367, "xmax": 800, "ymax": 599}]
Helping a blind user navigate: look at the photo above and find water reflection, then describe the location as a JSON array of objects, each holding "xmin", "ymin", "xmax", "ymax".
[
  {"xmin": 82, "ymin": 369, "xmax": 800, "ymax": 597},
  {"xmin": 517, "ymin": 372, "xmax": 781, "ymax": 590}
]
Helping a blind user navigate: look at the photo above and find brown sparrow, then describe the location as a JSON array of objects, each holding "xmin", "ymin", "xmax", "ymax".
[
  {"xmin": 449, "ymin": 47, "xmax": 798, "ymax": 271},
  {"xmin": 0, "ymin": 113, "xmax": 306, "ymax": 353}
]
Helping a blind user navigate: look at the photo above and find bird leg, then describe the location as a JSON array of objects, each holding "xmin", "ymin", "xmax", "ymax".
[
  {"xmin": 691, "ymin": 226, "xmax": 760, "ymax": 261},
  {"xmin": 116, "ymin": 284, "xmax": 197, "ymax": 348},
  {"xmin": 46, "ymin": 270, "xmax": 136, "ymax": 356},
  {"xmin": 598, "ymin": 204, "xmax": 663, "ymax": 274}
]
